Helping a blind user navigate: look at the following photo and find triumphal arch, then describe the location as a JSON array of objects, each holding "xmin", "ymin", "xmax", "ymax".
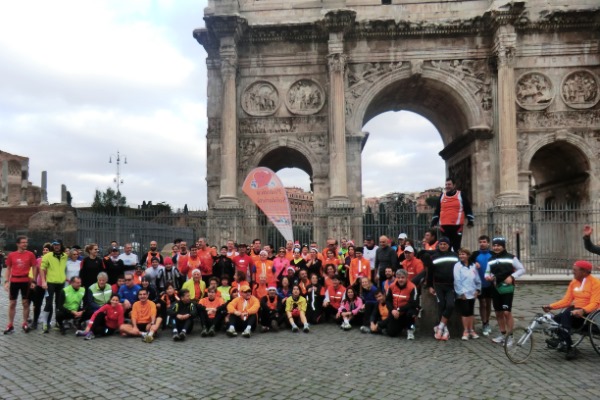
[{"xmin": 194, "ymin": 1, "xmax": 600, "ymax": 246}]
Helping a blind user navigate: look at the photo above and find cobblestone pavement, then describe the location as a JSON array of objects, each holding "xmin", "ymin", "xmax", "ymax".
[{"xmin": 0, "ymin": 284, "xmax": 598, "ymax": 400}]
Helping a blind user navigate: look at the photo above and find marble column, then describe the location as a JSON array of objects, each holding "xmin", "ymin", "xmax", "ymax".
[
  {"xmin": 0, "ymin": 160, "xmax": 7, "ymax": 206},
  {"xmin": 40, "ymin": 171, "xmax": 48, "ymax": 205},
  {"xmin": 61, "ymin": 184, "xmax": 67, "ymax": 205},
  {"xmin": 494, "ymin": 25, "xmax": 522, "ymax": 203},
  {"xmin": 20, "ymin": 160, "xmax": 28, "ymax": 206},
  {"xmin": 217, "ymin": 37, "xmax": 239, "ymax": 207},
  {"xmin": 327, "ymin": 34, "xmax": 350, "ymax": 207}
]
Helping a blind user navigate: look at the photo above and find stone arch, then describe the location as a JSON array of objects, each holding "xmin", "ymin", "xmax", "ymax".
[
  {"xmin": 525, "ymin": 135, "xmax": 591, "ymax": 205},
  {"xmin": 522, "ymin": 132, "xmax": 594, "ymax": 172},
  {"xmin": 247, "ymin": 140, "xmax": 325, "ymax": 181},
  {"xmin": 347, "ymin": 66, "xmax": 490, "ymax": 145}
]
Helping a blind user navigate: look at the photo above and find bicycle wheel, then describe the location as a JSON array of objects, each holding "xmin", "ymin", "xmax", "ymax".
[
  {"xmin": 588, "ymin": 310, "xmax": 600, "ymax": 356},
  {"xmin": 505, "ymin": 329, "xmax": 534, "ymax": 364}
]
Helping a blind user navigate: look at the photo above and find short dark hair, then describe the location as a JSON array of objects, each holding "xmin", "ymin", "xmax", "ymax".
[
  {"xmin": 16, "ymin": 236, "xmax": 27, "ymax": 244},
  {"xmin": 446, "ymin": 177, "xmax": 454, "ymax": 184},
  {"xmin": 179, "ymin": 289, "xmax": 189, "ymax": 297},
  {"xmin": 138, "ymin": 288, "xmax": 148, "ymax": 295},
  {"xmin": 478, "ymin": 235, "xmax": 490, "ymax": 242}
]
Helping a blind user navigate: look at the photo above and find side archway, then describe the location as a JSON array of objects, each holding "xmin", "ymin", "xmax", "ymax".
[{"xmin": 526, "ymin": 138, "xmax": 591, "ymax": 206}]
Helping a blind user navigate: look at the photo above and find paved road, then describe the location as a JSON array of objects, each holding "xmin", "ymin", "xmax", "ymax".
[{"xmin": 0, "ymin": 283, "xmax": 598, "ymax": 400}]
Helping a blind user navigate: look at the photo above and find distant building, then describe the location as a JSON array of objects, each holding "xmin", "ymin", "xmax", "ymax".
[
  {"xmin": 415, "ymin": 187, "xmax": 443, "ymax": 213},
  {"xmin": 286, "ymin": 187, "xmax": 313, "ymax": 225},
  {"xmin": 363, "ymin": 188, "xmax": 443, "ymax": 214},
  {"xmin": 0, "ymin": 150, "xmax": 42, "ymax": 206}
]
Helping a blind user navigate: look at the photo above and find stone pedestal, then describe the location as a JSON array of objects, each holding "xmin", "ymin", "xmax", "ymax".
[
  {"xmin": 418, "ymin": 290, "xmax": 463, "ymax": 338},
  {"xmin": 207, "ymin": 207, "xmax": 245, "ymax": 247}
]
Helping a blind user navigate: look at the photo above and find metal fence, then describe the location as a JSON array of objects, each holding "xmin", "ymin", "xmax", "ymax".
[
  {"xmin": 0, "ymin": 204, "xmax": 589, "ymax": 275},
  {"xmin": 75, "ymin": 210, "xmax": 196, "ymax": 254},
  {"xmin": 234, "ymin": 203, "xmax": 600, "ymax": 275}
]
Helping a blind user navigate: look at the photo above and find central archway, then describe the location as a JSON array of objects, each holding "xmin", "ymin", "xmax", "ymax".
[{"xmin": 346, "ymin": 65, "xmax": 493, "ymax": 215}]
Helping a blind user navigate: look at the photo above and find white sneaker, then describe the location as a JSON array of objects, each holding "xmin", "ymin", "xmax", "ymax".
[
  {"xmin": 505, "ymin": 335, "xmax": 513, "ymax": 347},
  {"xmin": 482, "ymin": 324, "xmax": 491, "ymax": 336},
  {"xmin": 407, "ymin": 329, "xmax": 415, "ymax": 340},
  {"xmin": 492, "ymin": 334, "xmax": 505, "ymax": 344},
  {"xmin": 226, "ymin": 326, "xmax": 237, "ymax": 337}
]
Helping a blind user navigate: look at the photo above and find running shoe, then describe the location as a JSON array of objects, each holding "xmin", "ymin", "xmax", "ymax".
[
  {"xmin": 144, "ymin": 334, "xmax": 155, "ymax": 343},
  {"xmin": 407, "ymin": 329, "xmax": 415, "ymax": 340},
  {"xmin": 505, "ymin": 335, "xmax": 514, "ymax": 347},
  {"xmin": 226, "ymin": 326, "xmax": 237, "ymax": 337},
  {"xmin": 208, "ymin": 326, "xmax": 216, "ymax": 337},
  {"xmin": 3, "ymin": 325, "xmax": 14, "ymax": 335},
  {"xmin": 441, "ymin": 327, "xmax": 450, "ymax": 341},
  {"xmin": 492, "ymin": 334, "xmax": 505, "ymax": 344},
  {"xmin": 22, "ymin": 324, "xmax": 31, "ymax": 333},
  {"xmin": 303, "ymin": 325, "xmax": 310, "ymax": 333},
  {"xmin": 469, "ymin": 330, "xmax": 479, "ymax": 339},
  {"xmin": 179, "ymin": 331, "xmax": 186, "ymax": 341},
  {"xmin": 360, "ymin": 326, "xmax": 370, "ymax": 334},
  {"xmin": 462, "ymin": 331, "xmax": 469, "ymax": 341},
  {"xmin": 434, "ymin": 325, "xmax": 442, "ymax": 340},
  {"xmin": 482, "ymin": 324, "xmax": 491, "ymax": 336},
  {"xmin": 42, "ymin": 323, "xmax": 49, "ymax": 334},
  {"xmin": 84, "ymin": 332, "xmax": 95, "ymax": 341},
  {"xmin": 75, "ymin": 330, "xmax": 87, "ymax": 337},
  {"xmin": 241, "ymin": 328, "xmax": 251, "ymax": 338},
  {"xmin": 291, "ymin": 325, "xmax": 299, "ymax": 333},
  {"xmin": 172, "ymin": 333, "xmax": 180, "ymax": 341}
]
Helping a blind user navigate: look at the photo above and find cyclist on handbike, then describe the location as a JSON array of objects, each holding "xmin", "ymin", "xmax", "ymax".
[{"xmin": 542, "ymin": 260, "xmax": 600, "ymax": 360}]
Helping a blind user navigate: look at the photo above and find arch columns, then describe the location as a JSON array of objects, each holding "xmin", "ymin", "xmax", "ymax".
[{"xmin": 494, "ymin": 24, "xmax": 525, "ymax": 204}]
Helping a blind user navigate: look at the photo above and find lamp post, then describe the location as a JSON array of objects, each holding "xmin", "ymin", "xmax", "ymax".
[
  {"xmin": 109, "ymin": 151, "xmax": 127, "ymax": 215},
  {"xmin": 109, "ymin": 151, "xmax": 127, "ymax": 244}
]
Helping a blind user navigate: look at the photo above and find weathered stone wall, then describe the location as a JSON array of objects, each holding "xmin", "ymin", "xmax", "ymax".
[{"xmin": 196, "ymin": 1, "xmax": 600, "ymax": 244}]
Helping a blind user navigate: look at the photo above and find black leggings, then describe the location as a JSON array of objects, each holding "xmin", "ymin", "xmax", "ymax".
[
  {"xmin": 434, "ymin": 284, "xmax": 455, "ymax": 320},
  {"xmin": 440, "ymin": 225, "xmax": 463, "ymax": 252},
  {"xmin": 43, "ymin": 283, "xmax": 64, "ymax": 324},
  {"xmin": 554, "ymin": 306, "xmax": 584, "ymax": 347}
]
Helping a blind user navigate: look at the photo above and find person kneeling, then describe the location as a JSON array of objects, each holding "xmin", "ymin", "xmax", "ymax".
[
  {"xmin": 285, "ymin": 284, "xmax": 310, "ymax": 333},
  {"xmin": 385, "ymin": 269, "xmax": 418, "ymax": 340},
  {"xmin": 198, "ymin": 287, "xmax": 226, "ymax": 337},
  {"xmin": 168, "ymin": 289, "xmax": 196, "ymax": 341},
  {"xmin": 226, "ymin": 285, "xmax": 259, "ymax": 338},
  {"xmin": 119, "ymin": 288, "xmax": 162, "ymax": 343}
]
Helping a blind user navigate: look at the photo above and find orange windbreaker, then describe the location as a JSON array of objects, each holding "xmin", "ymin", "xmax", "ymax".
[{"xmin": 227, "ymin": 295, "xmax": 260, "ymax": 315}]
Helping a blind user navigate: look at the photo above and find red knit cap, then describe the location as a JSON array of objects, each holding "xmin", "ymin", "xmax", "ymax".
[{"xmin": 574, "ymin": 260, "xmax": 593, "ymax": 272}]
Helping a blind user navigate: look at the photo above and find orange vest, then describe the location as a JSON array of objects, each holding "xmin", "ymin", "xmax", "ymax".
[
  {"xmin": 424, "ymin": 241, "xmax": 438, "ymax": 251},
  {"xmin": 401, "ymin": 258, "xmax": 424, "ymax": 280},
  {"xmin": 389, "ymin": 280, "xmax": 417, "ymax": 310},
  {"xmin": 440, "ymin": 190, "xmax": 465, "ymax": 225},
  {"xmin": 378, "ymin": 302, "xmax": 389, "ymax": 320},
  {"xmin": 349, "ymin": 257, "xmax": 371, "ymax": 286},
  {"xmin": 253, "ymin": 283, "xmax": 269, "ymax": 300},
  {"xmin": 326, "ymin": 284, "xmax": 346, "ymax": 309},
  {"xmin": 145, "ymin": 251, "xmax": 161, "ymax": 267},
  {"xmin": 185, "ymin": 256, "xmax": 202, "ymax": 279}
]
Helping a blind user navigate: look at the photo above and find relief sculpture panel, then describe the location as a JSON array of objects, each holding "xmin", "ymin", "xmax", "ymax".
[
  {"xmin": 515, "ymin": 72, "xmax": 554, "ymax": 110},
  {"xmin": 428, "ymin": 59, "xmax": 493, "ymax": 112},
  {"xmin": 561, "ymin": 70, "xmax": 600, "ymax": 109},
  {"xmin": 241, "ymin": 81, "xmax": 280, "ymax": 116},
  {"xmin": 285, "ymin": 79, "xmax": 325, "ymax": 115},
  {"xmin": 345, "ymin": 62, "xmax": 406, "ymax": 115}
]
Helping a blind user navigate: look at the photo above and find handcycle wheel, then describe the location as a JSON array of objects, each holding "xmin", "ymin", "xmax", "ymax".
[
  {"xmin": 571, "ymin": 325, "xmax": 586, "ymax": 348},
  {"xmin": 588, "ymin": 310, "xmax": 600, "ymax": 356},
  {"xmin": 504, "ymin": 328, "xmax": 534, "ymax": 364}
]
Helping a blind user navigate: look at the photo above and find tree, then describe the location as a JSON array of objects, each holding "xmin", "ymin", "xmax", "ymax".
[
  {"xmin": 425, "ymin": 195, "xmax": 440, "ymax": 209},
  {"xmin": 91, "ymin": 187, "xmax": 126, "ymax": 214}
]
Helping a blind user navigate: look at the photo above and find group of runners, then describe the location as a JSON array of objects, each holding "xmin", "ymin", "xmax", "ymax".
[{"xmin": 1, "ymin": 178, "xmax": 599, "ymax": 361}]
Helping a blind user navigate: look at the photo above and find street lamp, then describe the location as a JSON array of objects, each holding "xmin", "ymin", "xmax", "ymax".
[{"xmin": 109, "ymin": 151, "xmax": 127, "ymax": 215}]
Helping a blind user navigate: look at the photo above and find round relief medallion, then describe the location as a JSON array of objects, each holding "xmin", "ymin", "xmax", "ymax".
[
  {"xmin": 560, "ymin": 70, "xmax": 600, "ymax": 109},
  {"xmin": 285, "ymin": 79, "xmax": 325, "ymax": 115},
  {"xmin": 241, "ymin": 81, "xmax": 280, "ymax": 116},
  {"xmin": 515, "ymin": 72, "xmax": 554, "ymax": 111}
]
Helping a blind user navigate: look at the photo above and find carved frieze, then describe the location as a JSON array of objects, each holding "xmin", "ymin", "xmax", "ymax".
[
  {"xmin": 344, "ymin": 62, "xmax": 406, "ymax": 115},
  {"xmin": 517, "ymin": 110, "xmax": 600, "ymax": 129},
  {"xmin": 285, "ymin": 79, "xmax": 325, "ymax": 115},
  {"xmin": 515, "ymin": 72, "xmax": 554, "ymax": 110},
  {"xmin": 238, "ymin": 137, "xmax": 266, "ymax": 165},
  {"xmin": 561, "ymin": 70, "xmax": 600, "ymax": 109},
  {"xmin": 428, "ymin": 59, "xmax": 493, "ymax": 112},
  {"xmin": 239, "ymin": 116, "xmax": 327, "ymax": 135},
  {"xmin": 241, "ymin": 81, "xmax": 280, "ymax": 116},
  {"xmin": 296, "ymin": 133, "xmax": 327, "ymax": 151}
]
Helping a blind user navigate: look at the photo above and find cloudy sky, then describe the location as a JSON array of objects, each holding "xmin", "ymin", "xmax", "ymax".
[{"xmin": 0, "ymin": 1, "xmax": 445, "ymax": 210}]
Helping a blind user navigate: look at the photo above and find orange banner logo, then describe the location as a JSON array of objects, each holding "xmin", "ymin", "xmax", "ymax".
[{"xmin": 243, "ymin": 167, "xmax": 293, "ymax": 241}]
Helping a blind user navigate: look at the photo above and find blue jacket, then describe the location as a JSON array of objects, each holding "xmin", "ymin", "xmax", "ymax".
[
  {"xmin": 360, "ymin": 285, "xmax": 378, "ymax": 306},
  {"xmin": 118, "ymin": 284, "xmax": 141, "ymax": 305},
  {"xmin": 471, "ymin": 249, "xmax": 492, "ymax": 288}
]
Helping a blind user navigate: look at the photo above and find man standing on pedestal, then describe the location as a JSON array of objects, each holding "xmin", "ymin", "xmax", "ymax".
[{"xmin": 431, "ymin": 178, "xmax": 474, "ymax": 252}]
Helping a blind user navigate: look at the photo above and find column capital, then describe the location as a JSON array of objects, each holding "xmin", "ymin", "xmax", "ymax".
[
  {"xmin": 220, "ymin": 37, "xmax": 238, "ymax": 78},
  {"xmin": 493, "ymin": 24, "xmax": 517, "ymax": 68}
]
